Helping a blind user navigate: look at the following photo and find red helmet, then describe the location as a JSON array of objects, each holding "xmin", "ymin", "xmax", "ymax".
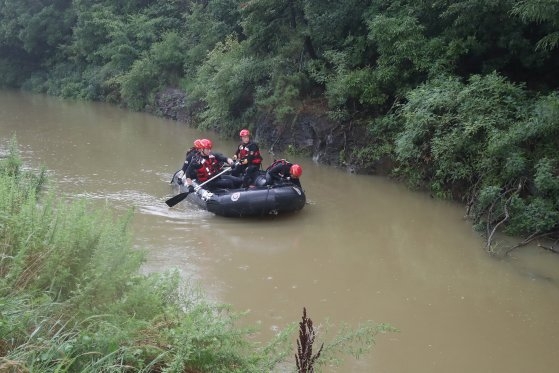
[
  {"xmin": 200, "ymin": 138, "xmax": 213, "ymax": 149},
  {"xmin": 239, "ymin": 129, "xmax": 250, "ymax": 137},
  {"xmin": 290, "ymin": 164, "xmax": 302, "ymax": 178},
  {"xmin": 193, "ymin": 139, "xmax": 203, "ymax": 149}
]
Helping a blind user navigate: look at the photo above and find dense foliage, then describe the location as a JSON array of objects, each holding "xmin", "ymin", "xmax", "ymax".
[{"xmin": 1, "ymin": 1, "xmax": 558, "ymax": 245}]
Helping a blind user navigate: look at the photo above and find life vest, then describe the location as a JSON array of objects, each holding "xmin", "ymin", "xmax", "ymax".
[
  {"xmin": 196, "ymin": 154, "xmax": 220, "ymax": 182},
  {"xmin": 236, "ymin": 142, "xmax": 262, "ymax": 165}
]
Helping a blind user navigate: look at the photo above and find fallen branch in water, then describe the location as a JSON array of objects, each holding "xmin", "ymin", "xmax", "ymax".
[
  {"xmin": 503, "ymin": 232, "xmax": 559, "ymax": 256},
  {"xmin": 486, "ymin": 188, "xmax": 516, "ymax": 253},
  {"xmin": 537, "ymin": 238, "xmax": 559, "ymax": 254}
]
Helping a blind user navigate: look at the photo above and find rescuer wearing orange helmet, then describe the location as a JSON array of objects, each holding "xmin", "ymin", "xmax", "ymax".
[
  {"xmin": 175, "ymin": 138, "xmax": 203, "ymax": 184},
  {"xmin": 265, "ymin": 159, "xmax": 303, "ymax": 188},
  {"xmin": 182, "ymin": 138, "xmax": 240, "ymax": 190},
  {"xmin": 232, "ymin": 128, "xmax": 263, "ymax": 188}
]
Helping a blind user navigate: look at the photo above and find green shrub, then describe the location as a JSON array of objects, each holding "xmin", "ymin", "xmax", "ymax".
[
  {"xmin": 379, "ymin": 73, "xmax": 559, "ymax": 239},
  {"xmin": 191, "ymin": 35, "xmax": 265, "ymax": 132},
  {"xmin": 119, "ymin": 32, "xmax": 186, "ymax": 110}
]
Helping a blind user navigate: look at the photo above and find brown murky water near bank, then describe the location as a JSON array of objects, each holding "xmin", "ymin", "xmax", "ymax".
[{"xmin": 2, "ymin": 91, "xmax": 559, "ymax": 372}]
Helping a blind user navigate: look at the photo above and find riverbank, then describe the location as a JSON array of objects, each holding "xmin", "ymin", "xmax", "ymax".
[
  {"xmin": 3, "ymin": 93, "xmax": 559, "ymax": 373},
  {"xmin": 153, "ymin": 87, "xmax": 391, "ymax": 175}
]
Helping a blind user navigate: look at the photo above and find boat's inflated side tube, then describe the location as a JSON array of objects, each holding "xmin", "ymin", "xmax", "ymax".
[
  {"xmin": 206, "ymin": 188, "xmax": 276, "ymax": 217},
  {"xmin": 173, "ymin": 173, "xmax": 305, "ymax": 217}
]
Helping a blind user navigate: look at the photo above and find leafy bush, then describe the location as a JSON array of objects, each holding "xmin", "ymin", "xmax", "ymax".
[
  {"xmin": 378, "ymin": 73, "xmax": 559, "ymax": 240},
  {"xmin": 392, "ymin": 73, "xmax": 528, "ymax": 190},
  {"xmin": 534, "ymin": 158, "xmax": 559, "ymax": 196},
  {"xmin": 119, "ymin": 32, "xmax": 186, "ymax": 110},
  {"xmin": 0, "ymin": 57, "xmax": 27, "ymax": 88},
  {"xmin": 190, "ymin": 36, "xmax": 267, "ymax": 132}
]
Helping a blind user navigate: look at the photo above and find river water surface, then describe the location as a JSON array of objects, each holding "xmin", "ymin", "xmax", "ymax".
[{"xmin": 1, "ymin": 91, "xmax": 559, "ymax": 372}]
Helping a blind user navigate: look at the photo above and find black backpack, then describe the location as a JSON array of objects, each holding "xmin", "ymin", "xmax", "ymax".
[{"xmin": 266, "ymin": 159, "xmax": 287, "ymax": 171}]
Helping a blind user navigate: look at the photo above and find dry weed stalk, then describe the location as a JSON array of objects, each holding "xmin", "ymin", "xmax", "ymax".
[{"xmin": 295, "ymin": 307, "xmax": 323, "ymax": 373}]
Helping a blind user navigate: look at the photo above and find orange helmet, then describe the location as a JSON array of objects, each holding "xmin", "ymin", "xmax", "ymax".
[
  {"xmin": 200, "ymin": 138, "xmax": 213, "ymax": 149},
  {"xmin": 290, "ymin": 164, "xmax": 302, "ymax": 178},
  {"xmin": 193, "ymin": 139, "xmax": 203, "ymax": 149},
  {"xmin": 239, "ymin": 129, "xmax": 250, "ymax": 137}
]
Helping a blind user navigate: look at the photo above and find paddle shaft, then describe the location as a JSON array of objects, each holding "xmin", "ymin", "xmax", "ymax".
[{"xmin": 165, "ymin": 167, "xmax": 231, "ymax": 207}]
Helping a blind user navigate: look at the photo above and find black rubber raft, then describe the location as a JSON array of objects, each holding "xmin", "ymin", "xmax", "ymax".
[{"xmin": 172, "ymin": 172, "xmax": 306, "ymax": 217}]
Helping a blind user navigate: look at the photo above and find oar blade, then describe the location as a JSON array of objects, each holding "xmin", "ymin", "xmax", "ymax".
[{"xmin": 165, "ymin": 192, "xmax": 190, "ymax": 207}]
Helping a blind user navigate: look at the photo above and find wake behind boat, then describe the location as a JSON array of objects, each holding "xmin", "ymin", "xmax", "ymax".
[{"xmin": 169, "ymin": 171, "xmax": 306, "ymax": 217}]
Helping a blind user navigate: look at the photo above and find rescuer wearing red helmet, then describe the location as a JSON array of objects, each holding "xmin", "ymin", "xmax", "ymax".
[
  {"xmin": 290, "ymin": 164, "xmax": 303, "ymax": 178},
  {"xmin": 265, "ymin": 159, "xmax": 303, "ymax": 188},
  {"xmin": 231, "ymin": 128, "xmax": 263, "ymax": 188},
  {"xmin": 183, "ymin": 138, "xmax": 240, "ymax": 190}
]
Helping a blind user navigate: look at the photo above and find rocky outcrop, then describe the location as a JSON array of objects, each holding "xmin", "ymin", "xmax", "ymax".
[
  {"xmin": 154, "ymin": 88, "xmax": 392, "ymax": 175},
  {"xmin": 153, "ymin": 88, "xmax": 203, "ymax": 125}
]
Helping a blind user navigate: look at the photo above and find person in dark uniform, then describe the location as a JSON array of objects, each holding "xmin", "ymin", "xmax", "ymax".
[
  {"xmin": 183, "ymin": 139, "xmax": 240, "ymax": 190},
  {"xmin": 175, "ymin": 138, "xmax": 202, "ymax": 184},
  {"xmin": 266, "ymin": 159, "xmax": 303, "ymax": 188},
  {"xmin": 231, "ymin": 129, "xmax": 263, "ymax": 187}
]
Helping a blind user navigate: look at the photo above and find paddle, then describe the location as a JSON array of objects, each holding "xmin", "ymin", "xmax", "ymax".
[
  {"xmin": 165, "ymin": 167, "xmax": 231, "ymax": 207},
  {"xmin": 170, "ymin": 169, "xmax": 181, "ymax": 184}
]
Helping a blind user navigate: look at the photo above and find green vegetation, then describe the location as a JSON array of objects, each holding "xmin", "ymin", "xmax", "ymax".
[
  {"xmin": 0, "ymin": 141, "xmax": 393, "ymax": 371},
  {"xmin": 1, "ymin": 1, "xmax": 558, "ymax": 246},
  {"xmin": 386, "ymin": 75, "xmax": 559, "ymax": 245}
]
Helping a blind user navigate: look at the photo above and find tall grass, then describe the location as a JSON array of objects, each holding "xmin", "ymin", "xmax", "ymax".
[
  {"xmin": 1, "ymin": 138, "xmax": 393, "ymax": 372},
  {"xmin": 0, "ymin": 140, "xmax": 294, "ymax": 372}
]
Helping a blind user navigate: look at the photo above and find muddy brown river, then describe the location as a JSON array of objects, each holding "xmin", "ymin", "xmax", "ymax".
[{"xmin": 1, "ymin": 90, "xmax": 558, "ymax": 372}]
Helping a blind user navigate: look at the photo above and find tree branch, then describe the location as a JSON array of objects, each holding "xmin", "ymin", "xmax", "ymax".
[
  {"xmin": 486, "ymin": 180, "xmax": 524, "ymax": 253},
  {"xmin": 505, "ymin": 233, "xmax": 559, "ymax": 255}
]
